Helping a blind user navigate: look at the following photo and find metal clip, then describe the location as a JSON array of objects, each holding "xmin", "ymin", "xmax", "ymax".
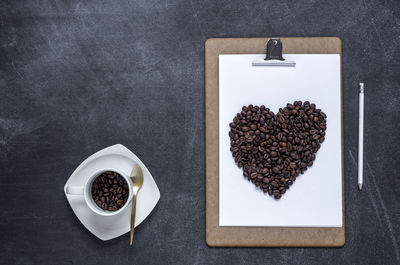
[{"xmin": 252, "ymin": 38, "xmax": 296, "ymax": 67}]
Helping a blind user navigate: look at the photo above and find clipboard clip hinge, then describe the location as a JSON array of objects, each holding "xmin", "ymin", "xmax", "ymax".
[
  {"xmin": 265, "ymin": 38, "xmax": 284, "ymax": 61},
  {"xmin": 252, "ymin": 38, "xmax": 296, "ymax": 67}
]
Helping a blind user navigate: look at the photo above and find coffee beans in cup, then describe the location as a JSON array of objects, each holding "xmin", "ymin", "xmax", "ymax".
[
  {"xmin": 91, "ymin": 171, "xmax": 129, "ymax": 211},
  {"xmin": 229, "ymin": 101, "xmax": 327, "ymax": 199}
]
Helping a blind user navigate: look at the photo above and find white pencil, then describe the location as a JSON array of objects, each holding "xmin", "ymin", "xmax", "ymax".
[{"xmin": 358, "ymin": 83, "xmax": 364, "ymax": 190}]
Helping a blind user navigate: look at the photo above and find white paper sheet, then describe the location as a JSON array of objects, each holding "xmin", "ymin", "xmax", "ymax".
[{"xmin": 219, "ymin": 54, "xmax": 342, "ymax": 227}]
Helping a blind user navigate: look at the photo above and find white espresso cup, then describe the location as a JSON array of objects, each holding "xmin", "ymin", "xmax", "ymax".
[{"xmin": 65, "ymin": 168, "xmax": 133, "ymax": 216}]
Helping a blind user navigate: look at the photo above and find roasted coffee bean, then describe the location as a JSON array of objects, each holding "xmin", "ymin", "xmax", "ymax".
[
  {"xmin": 91, "ymin": 171, "xmax": 129, "ymax": 211},
  {"xmin": 229, "ymin": 102, "xmax": 327, "ymax": 199}
]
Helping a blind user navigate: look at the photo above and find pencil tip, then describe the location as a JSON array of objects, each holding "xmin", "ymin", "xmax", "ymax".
[{"xmin": 358, "ymin": 184, "xmax": 363, "ymax": 190}]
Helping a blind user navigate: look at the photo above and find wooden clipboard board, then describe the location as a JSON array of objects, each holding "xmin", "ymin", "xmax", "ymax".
[{"xmin": 205, "ymin": 37, "xmax": 345, "ymax": 247}]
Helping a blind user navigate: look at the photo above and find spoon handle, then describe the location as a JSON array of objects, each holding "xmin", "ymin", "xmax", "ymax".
[{"xmin": 130, "ymin": 192, "xmax": 137, "ymax": 245}]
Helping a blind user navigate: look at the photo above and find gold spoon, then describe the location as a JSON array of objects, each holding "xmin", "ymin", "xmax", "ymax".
[{"xmin": 129, "ymin": 164, "xmax": 144, "ymax": 245}]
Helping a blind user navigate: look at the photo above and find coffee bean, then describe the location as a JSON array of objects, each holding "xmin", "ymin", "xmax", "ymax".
[
  {"xmin": 91, "ymin": 171, "xmax": 129, "ymax": 211},
  {"xmin": 229, "ymin": 102, "xmax": 327, "ymax": 199},
  {"xmin": 272, "ymin": 167, "xmax": 280, "ymax": 173},
  {"xmin": 250, "ymin": 172, "xmax": 258, "ymax": 179}
]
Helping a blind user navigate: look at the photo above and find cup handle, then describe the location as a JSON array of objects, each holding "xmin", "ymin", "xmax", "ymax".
[{"xmin": 66, "ymin": 186, "xmax": 84, "ymax": 195}]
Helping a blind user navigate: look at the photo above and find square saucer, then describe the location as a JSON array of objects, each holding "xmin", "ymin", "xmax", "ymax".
[{"xmin": 64, "ymin": 144, "xmax": 160, "ymax": 240}]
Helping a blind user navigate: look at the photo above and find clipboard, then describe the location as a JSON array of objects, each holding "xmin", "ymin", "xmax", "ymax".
[{"xmin": 205, "ymin": 37, "xmax": 345, "ymax": 247}]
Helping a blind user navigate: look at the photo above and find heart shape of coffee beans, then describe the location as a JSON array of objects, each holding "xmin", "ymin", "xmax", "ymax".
[{"xmin": 229, "ymin": 101, "xmax": 327, "ymax": 199}]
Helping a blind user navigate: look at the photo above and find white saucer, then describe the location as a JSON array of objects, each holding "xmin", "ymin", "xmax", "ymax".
[{"xmin": 64, "ymin": 144, "xmax": 160, "ymax": 241}]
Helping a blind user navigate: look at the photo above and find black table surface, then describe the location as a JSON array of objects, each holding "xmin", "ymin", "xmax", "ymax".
[{"xmin": 1, "ymin": 1, "xmax": 399, "ymax": 264}]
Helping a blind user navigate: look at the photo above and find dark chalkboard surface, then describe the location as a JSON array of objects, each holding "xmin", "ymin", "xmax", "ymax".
[{"xmin": 0, "ymin": 0, "xmax": 399, "ymax": 264}]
